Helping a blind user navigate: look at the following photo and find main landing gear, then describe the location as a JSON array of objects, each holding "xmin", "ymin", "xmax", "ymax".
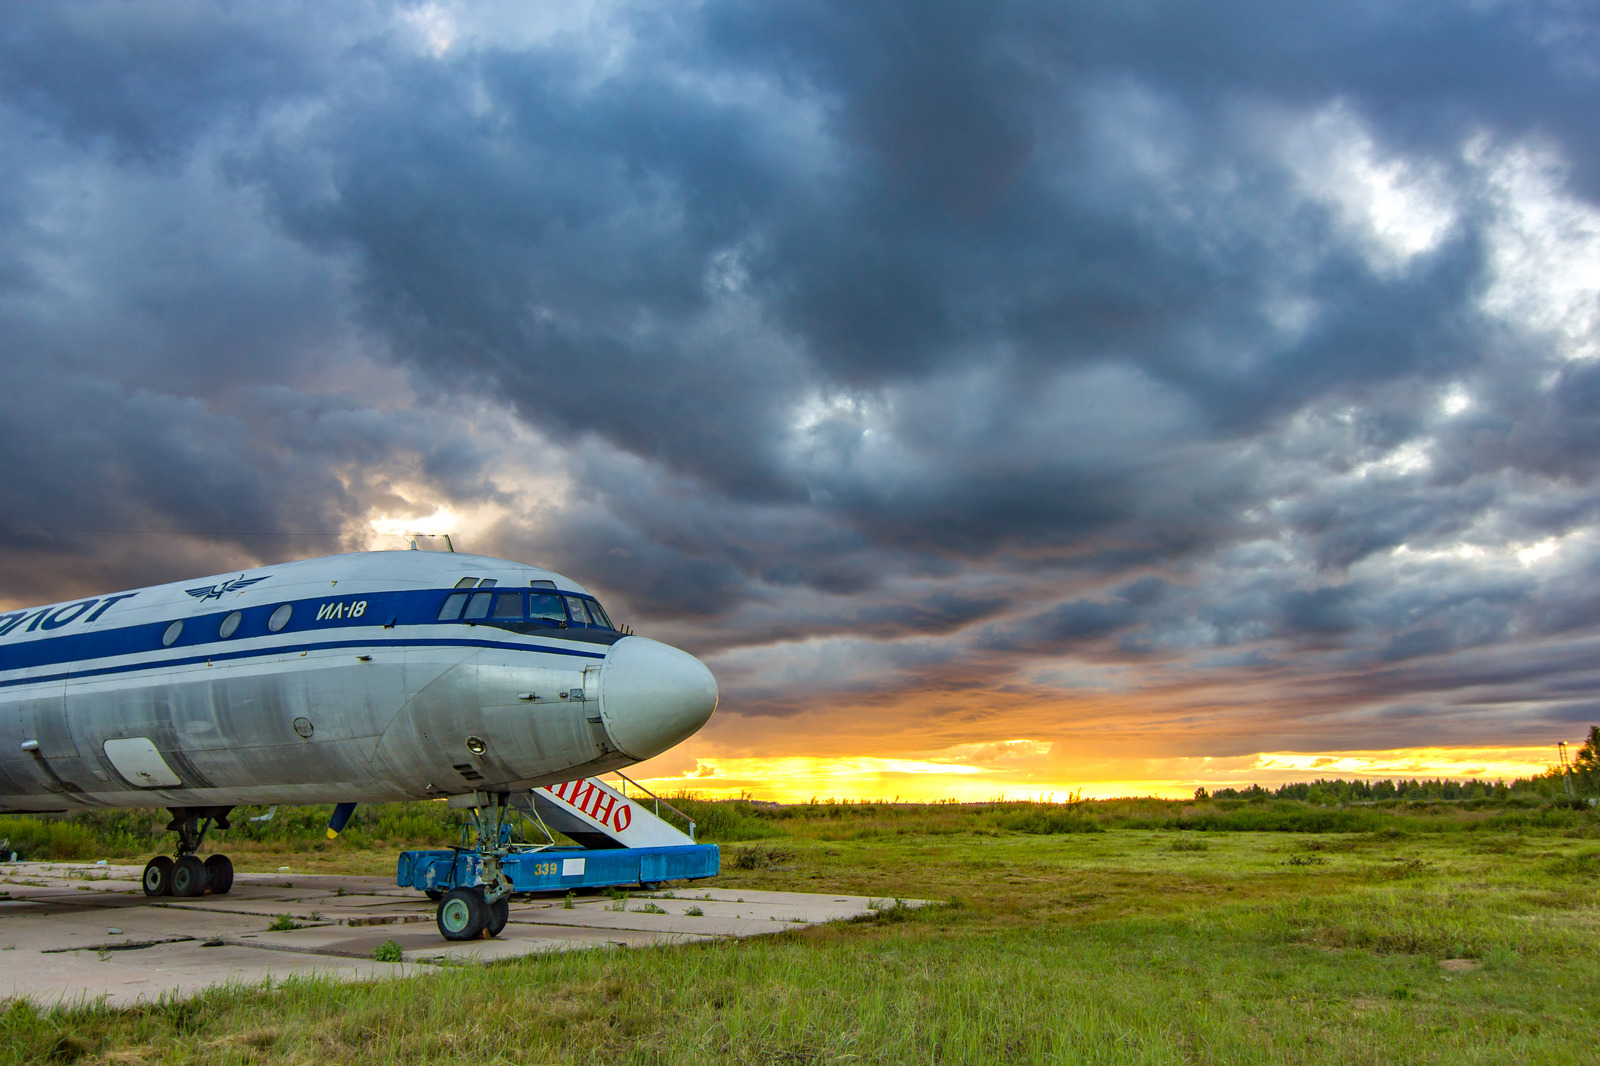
[{"xmin": 141, "ymin": 807, "xmax": 235, "ymax": 898}]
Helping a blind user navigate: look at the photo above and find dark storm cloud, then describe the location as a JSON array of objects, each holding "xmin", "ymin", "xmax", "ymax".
[
  {"xmin": 0, "ymin": 358, "xmax": 503, "ymax": 602},
  {"xmin": 2, "ymin": 0, "xmax": 1599, "ymax": 762},
  {"xmin": 0, "ymin": 0, "xmax": 357, "ymax": 161},
  {"xmin": 209, "ymin": 0, "xmax": 1593, "ymax": 578}
]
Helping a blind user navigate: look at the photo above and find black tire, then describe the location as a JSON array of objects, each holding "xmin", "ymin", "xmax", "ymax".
[
  {"xmin": 486, "ymin": 897, "xmax": 509, "ymax": 937},
  {"xmin": 436, "ymin": 887, "xmax": 488, "ymax": 940},
  {"xmin": 424, "ymin": 889, "xmax": 444, "ymax": 902},
  {"xmin": 172, "ymin": 855, "xmax": 208, "ymax": 898},
  {"xmin": 204, "ymin": 854, "xmax": 234, "ymax": 895},
  {"xmin": 142, "ymin": 856, "xmax": 174, "ymax": 897}
]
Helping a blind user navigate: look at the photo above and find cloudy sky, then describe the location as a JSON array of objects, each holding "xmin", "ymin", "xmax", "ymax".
[{"xmin": 4, "ymin": 0, "xmax": 1599, "ymax": 798}]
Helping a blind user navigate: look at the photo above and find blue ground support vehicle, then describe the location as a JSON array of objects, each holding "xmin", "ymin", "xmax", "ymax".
[
  {"xmin": 397, "ymin": 842, "xmax": 720, "ymax": 898},
  {"xmin": 395, "ymin": 785, "xmax": 719, "ymax": 940}
]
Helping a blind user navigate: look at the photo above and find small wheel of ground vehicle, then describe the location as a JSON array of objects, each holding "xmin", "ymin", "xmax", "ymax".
[
  {"xmin": 172, "ymin": 855, "xmax": 208, "ymax": 897},
  {"xmin": 486, "ymin": 897, "xmax": 510, "ymax": 937},
  {"xmin": 142, "ymin": 856, "xmax": 174, "ymax": 897},
  {"xmin": 436, "ymin": 887, "xmax": 488, "ymax": 940},
  {"xmin": 204, "ymin": 854, "xmax": 234, "ymax": 895}
]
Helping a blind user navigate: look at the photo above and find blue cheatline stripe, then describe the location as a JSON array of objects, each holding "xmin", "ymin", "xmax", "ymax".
[
  {"xmin": 0, "ymin": 636, "xmax": 605, "ymax": 691},
  {"xmin": 0, "ymin": 587, "xmax": 616, "ymax": 679}
]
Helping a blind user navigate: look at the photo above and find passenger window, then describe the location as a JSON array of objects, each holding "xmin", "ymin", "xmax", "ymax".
[
  {"xmin": 438, "ymin": 592, "xmax": 469, "ymax": 621},
  {"xmin": 492, "ymin": 592, "xmax": 523, "ymax": 619},
  {"xmin": 219, "ymin": 611, "xmax": 243, "ymax": 638},
  {"xmin": 528, "ymin": 592, "xmax": 567, "ymax": 626},
  {"xmin": 162, "ymin": 620, "xmax": 183, "ymax": 647},
  {"xmin": 463, "ymin": 592, "xmax": 493, "ymax": 620},
  {"xmin": 564, "ymin": 596, "xmax": 594, "ymax": 626}
]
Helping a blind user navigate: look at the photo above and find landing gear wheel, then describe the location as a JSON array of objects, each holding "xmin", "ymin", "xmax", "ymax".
[
  {"xmin": 424, "ymin": 889, "xmax": 444, "ymax": 902},
  {"xmin": 486, "ymin": 897, "xmax": 509, "ymax": 938},
  {"xmin": 204, "ymin": 854, "xmax": 234, "ymax": 895},
  {"xmin": 142, "ymin": 856, "xmax": 174, "ymax": 897},
  {"xmin": 437, "ymin": 887, "xmax": 488, "ymax": 940},
  {"xmin": 172, "ymin": 855, "xmax": 208, "ymax": 897}
]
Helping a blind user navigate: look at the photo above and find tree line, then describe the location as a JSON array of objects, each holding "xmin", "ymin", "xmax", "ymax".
[{"xmin": 1195, "ymin": 726, "xmax": 1600, "ymax": 803}]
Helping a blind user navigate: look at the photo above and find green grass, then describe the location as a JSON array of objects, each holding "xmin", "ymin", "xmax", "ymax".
[
  {"xmin": 4, "ymin": 793, "xmax": 1595, "ymax": 867},
  {"xmin": 2, "ymin": 801, "xmax": 1598, "ymax": 1063}
]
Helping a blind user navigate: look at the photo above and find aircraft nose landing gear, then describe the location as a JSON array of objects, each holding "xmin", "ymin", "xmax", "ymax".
[
  {"xmin": 429, "ymin": 793, "xmax": 518, "ymax": 940},
  {"xmin": 141, "ymin": 807, "xmax": 236, "ymax": 898},
  {"xmin": 436, "ymin": 886, "xmax": 488, "ymax": 940}
]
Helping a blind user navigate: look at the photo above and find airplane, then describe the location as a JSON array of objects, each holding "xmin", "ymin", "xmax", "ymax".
[{"xmin": 0, "ymin": 549, "xmax": 717, "ymax": 930}]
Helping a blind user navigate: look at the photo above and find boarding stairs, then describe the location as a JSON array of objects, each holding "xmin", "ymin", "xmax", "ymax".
[{"xmin": 518, "ymin": 772, "xmax": 697, "ymax": 849}]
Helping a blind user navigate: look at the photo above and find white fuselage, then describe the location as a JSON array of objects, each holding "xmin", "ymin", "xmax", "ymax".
[{"xmin": 0, "ymin": 551, "xmax": 717, "ymax": 812}]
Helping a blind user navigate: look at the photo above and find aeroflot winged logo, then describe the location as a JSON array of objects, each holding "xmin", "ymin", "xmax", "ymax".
[{"xmin": 185, "ymin": 575, "xmax": 270, "ymax": 602}]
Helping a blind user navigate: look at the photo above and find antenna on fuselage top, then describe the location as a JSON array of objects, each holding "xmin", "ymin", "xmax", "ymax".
[{"xmin": 405, "ymin": 532, "xmax": 457, "ymax": 553}]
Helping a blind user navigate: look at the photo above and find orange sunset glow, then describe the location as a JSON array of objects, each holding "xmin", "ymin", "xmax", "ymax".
[{"xmin": 626, "ymin": 745, "xmax": 1565, "ymax": 803}]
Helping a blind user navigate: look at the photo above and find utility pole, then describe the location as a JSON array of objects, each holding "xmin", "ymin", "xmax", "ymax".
[{"xmin": 1558, "ymin": 741, "xmax": 1577, "ymax": 799}]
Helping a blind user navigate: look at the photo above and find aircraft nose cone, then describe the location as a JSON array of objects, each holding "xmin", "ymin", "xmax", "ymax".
[{"xmin": 599, "ymin": 637, "xmax": 718, "ymax": 761}]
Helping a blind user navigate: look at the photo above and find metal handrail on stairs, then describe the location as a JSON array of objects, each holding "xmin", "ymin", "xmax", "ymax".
[{"xmin": 607, "ymin": 771, "xmax": 697, "ymax": 841}]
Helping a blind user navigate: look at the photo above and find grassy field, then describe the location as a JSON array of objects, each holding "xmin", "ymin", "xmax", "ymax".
[{"xmin": 2, "ymin": 797, "xmax": 1598, "ymax": 1064}]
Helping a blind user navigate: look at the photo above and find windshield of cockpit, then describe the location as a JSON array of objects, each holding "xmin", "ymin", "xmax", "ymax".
[{"xmin": 436, "ymin": 586, "xmax": 616, "ymax": 630}]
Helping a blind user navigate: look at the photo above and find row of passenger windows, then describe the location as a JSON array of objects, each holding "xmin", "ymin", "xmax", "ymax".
[
  {"xmin": 164, "ymin": 601, "xmax": 300, "ymax": 643},
  {"xmin": 160, "ymin": 602, "xmax": 296, "ymax": 646},
  {"xmin": 436, "ymin": 590, "xmax": 614, "ymax": 630}
]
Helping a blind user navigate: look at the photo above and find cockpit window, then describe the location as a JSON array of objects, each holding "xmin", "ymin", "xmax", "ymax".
[
  {"xmin": 453, "ymin": 578, "xmax": 478, "ymax": 589},
  {"xmin": 561, "ymin": 595, "xmax": 616, "ymax": 629},
  {"xmin": 529, "ymin": 592, "xmax": 566, "ymax": 626},
  {"xmin": 462, "ymin": 591, "xmax": 493, "ymax": 620},
  {"xmin": 438, "ymin": 592, "xmax": 469, "ymax": 620},
  {"xmin": 438, "ymin": 587, "xmax": 616, "ymax": 632},
  {"xmin": 564, "ymin": 596, "xmax": 594, "ymax": 626}
]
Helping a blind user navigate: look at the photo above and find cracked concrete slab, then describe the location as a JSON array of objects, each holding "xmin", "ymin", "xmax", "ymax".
[{"xmin": 0, "ymin": 862, "xmax": 927, "ymax": 1007}]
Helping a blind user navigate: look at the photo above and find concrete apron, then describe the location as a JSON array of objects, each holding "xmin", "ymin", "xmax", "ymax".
[{"xmin": 0, "ymin": 862, "xmax": 926, "ymax": 1008}]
